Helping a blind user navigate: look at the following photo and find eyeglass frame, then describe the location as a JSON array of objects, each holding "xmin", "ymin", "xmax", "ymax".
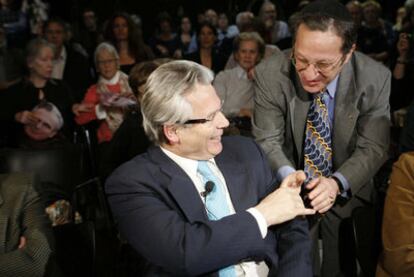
[
  {"xmin": 179, "ymin": 100, "xmax": 224, "ymax": 125},
  {"xmin": 291, "ymin": 49, "xmax": 346, "ymax": 74}
]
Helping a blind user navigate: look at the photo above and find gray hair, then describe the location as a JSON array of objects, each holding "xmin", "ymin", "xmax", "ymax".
[
  {"xmin": 233, "ymin": 32, "xmax": 265, "ymax": 61},
  {"xmin": 33, "ymin": 101, "xmax": 64, "ymax": 131},
  {"xmin": 141, "ymin": 60, "xmax": 214, "ymax": 145},
  {"xmin": 26, "ymin": 38, "xmax": 55, "ymax": 65},
  {"xmin": 94, "ymin": 42, "xmax": 120, "ymax": 69}
]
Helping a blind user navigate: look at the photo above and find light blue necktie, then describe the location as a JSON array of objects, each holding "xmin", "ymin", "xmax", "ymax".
[{"xmin": 197, "ymin": 160, "xmax": 236, "ymax": 277}]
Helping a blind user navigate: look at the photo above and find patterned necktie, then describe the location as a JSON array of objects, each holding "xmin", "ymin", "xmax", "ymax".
[
  {"xmin": 303, "ymin": 93, "xmax": 333, "ymax": 184},
  {"xmin": 197, "ymin": 161, "xmax": 236, "ymax": 277}
]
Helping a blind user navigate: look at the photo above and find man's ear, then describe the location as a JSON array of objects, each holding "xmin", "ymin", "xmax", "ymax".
[
  {"xmin": 163, "ymin": 124, "xmax": 180, "ymax": 144},
  {"xmin": 344, "ymin": 43, "xmax": 356, "ymax": 64}
]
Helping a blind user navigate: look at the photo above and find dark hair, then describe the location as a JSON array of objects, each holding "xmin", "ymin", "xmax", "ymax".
[
  {"xmin": 43, "ymin": 17, "xmax": 68, "ymax": 34},
  {"xmin": 128, "ymin": 61, "xmax": 159, "ymax": 97},
  {"xmin": 196, "ymin": 21, "xmax": 218, "ymax": 39},
  {"xmin": 103, "ymin": 12, "xmax": 150, "ymax": 62},
  {"xmin": 291, "ymin": 13, "xmax": 357, "ymax": 54}
]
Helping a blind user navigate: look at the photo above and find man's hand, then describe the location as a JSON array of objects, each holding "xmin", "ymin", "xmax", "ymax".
[
  {"xmin": 18, "ymin": 236, "xmax": 26, "ymax": 249},
  {"xmin": 255, "ymin": 171, "xmax": 315, "ymax": 226},
  {"xmin": 15, "ymin": 110, "xmax": 38, "ymax": 125},
  {"xmin": 72, "ymin": 103, "xmax": 94, "ymax": 116},
  {"xmin": 305, "ymin": 177, "xmax": 339, "ymax": 214}
]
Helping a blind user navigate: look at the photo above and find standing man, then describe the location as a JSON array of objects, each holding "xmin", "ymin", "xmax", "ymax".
[
  {"xmin": 253, "ymin": 0, "xmax": 390, "ymax": 276},
  {"xmin": 106, "ymin": 60, "xmax": 314, "ymax": 276}
]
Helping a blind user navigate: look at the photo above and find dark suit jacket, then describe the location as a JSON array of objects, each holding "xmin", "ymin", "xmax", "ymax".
[
  {"xmin": 106, "ymin": 136, "xmax": 311, "ymax": 276},
  {"xmin": 0, "ymin": 173, "xmax": 54, "ymax": 277},
  {"xmin": 253, "ymin": 50, "xmax": 391, "ymax": 217}
]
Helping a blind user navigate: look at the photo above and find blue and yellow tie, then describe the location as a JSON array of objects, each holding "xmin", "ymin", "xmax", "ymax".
[{"xmin": 304, "ymin": 93, "xmax": 333, "ymax": 183}]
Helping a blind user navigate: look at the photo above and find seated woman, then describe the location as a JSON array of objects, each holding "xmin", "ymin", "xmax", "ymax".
[
  {"xmin": 73, "ymin": 42, "xmax": 135, "ymax": 147},
  {"xmin": 0, "ymin": 38, "xmax": 75, "ymax": 147},
  {"xmin": 99, "ymin": 60, "xmax": 160, "ymax": 179},
  {"xmin": 103, "ymin": 12, "xmax": 154, "ymax": 74},
  {"xmin": 184, "ymin": 21, "xmax": 227, "ymax": 74}
]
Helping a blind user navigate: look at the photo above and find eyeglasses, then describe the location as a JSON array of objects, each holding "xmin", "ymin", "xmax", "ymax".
[
  {"xmin": 180, "ymin": 102, "xmax": 224, "ymax": 125},
  {"xmin": 291, "ymin": 50, "xmax": 345, "ymax": 74}
]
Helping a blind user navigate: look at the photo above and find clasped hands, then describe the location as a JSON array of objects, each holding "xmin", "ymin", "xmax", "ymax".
[
  {"xmin": 255, "ymin": 171, "xmax": 315, "ymax": 227},
  {"xmin": 256, "ymin": 172, "xmax": 340, "ymax": 227}
]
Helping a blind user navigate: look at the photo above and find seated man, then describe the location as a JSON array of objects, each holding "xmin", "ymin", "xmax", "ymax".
[
  {"xmin": 0, "ymin": 173, "xmax": 54, "ymax": 276},
  {"xmin": 106, "ymin": 60, "xmax": 314, "ymax": 276},
  {"xmin": 19, "ymin": 101, "xmax": 67, "ymax": 149}
]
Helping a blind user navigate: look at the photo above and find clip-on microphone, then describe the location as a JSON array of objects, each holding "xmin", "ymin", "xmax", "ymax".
[{"xmin": 201, "ymin": 181, "xmax": 215, "ymax": 198}]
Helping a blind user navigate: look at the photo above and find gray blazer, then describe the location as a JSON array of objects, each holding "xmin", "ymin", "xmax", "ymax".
[
  {"xmin": 0, "ymin": 173, "xmax": 54, "ymax": 277},
  {"xmin": 253, "ymin": 50, "xmax": 391, "ymax": 217}
]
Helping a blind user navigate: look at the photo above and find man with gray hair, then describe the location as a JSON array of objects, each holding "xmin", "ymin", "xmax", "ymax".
[{"xmin": 106, "ymin": 60, "xmax": 314, "ymax": 276}]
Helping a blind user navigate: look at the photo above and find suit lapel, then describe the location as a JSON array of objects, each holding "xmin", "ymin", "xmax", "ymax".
[
  {"xmin": 215, "ymin": 151, "xmax": 251, "ymax": 212},
  {"xmin": 291, "ymin": 71, "xmax": 312, "ymax": 159},
  {"xmin": 148, "ymin": 147, "xmax": 208, "ymax": 223},
  {"xmin": 332, "ymin": 58, "xmax": 359, "ymax": 165}
]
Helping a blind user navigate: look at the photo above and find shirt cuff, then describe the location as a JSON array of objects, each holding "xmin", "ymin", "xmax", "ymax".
[
  {"xmin": 332, "ymin": 172, "xmax": 349, "ymax": 197},
  {"xmin": 276, "ymin": 166, "xmax": 296, "ymax": 183},
  {"xmin": 247, "ymin": 208, "xmax": 268, "ymax": 238},
  {"xmin": 95, "ymin": 104, "xmax": 107, "ymax": 119}
]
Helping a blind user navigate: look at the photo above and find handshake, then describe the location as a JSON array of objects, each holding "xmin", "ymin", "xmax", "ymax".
[{"xmin": 255, "ymin": 171, "xmax": 316, "ymax": 227}]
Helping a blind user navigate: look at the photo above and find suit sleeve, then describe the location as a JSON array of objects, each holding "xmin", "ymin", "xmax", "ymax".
[
  {"xmin": 0, "ymin": 176, "xmax": 53, "ymax": 277},
  {"xmin": 379, "ymin": 152, "xmax": 414, "ymax": 276},
  {"xmin": 253, "ymin": 58, "xmax": 296, "ymax": 172},
  {"xmin": 335, "ymin": 67, "xmax": 391, "ymax": 194},
  {"xmin": 107, "ymin": 171, "xmax": 267, "ymax": 275}
]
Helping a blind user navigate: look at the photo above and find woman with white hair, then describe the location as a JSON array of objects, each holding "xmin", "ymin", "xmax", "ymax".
[{"xmin": 73, "ymin": 42, "xmax": 135, "ymax": 144}]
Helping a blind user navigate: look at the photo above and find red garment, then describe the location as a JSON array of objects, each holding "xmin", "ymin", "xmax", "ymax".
[{"xmin": 75, "ymin": 83, "xmax": 121, "ymax": 143}]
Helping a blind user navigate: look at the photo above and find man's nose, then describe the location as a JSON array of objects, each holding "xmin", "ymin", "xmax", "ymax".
[{"xmin": 217, "ymin": 111, "xmax": 229, "ymax": 129}]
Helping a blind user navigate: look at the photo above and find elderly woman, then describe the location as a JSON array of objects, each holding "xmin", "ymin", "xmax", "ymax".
[
  {"xmin": 0, "ymin": 38, "xmax": 74, "ymax": 147},
  {"xmin": 74, "ymin": 42, "xmax": 135, "ymax": 144}
]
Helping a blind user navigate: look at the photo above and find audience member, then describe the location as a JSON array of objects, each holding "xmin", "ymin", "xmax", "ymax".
[
  {"xmin": 253, "ymin": 1, "xmax": 391, "ymax": 276},
  {"xmin": 74, "ymin": 7, "xmax": 103, "ymax": 59},
  {"xmin": 258, "ymin": 0, "xmax": 291, "ymax": 47},
  {"xmin": 0, "ymin": 38, "xmax": 74, "ymax": 147},
  {"xmin": 18, "ymin": 101, "xmax": 69, "ymax": 149},
  {"xmin": 43, "ymin": 17, "xmax": 93, "ymax": 102},
  {"xmin": 377, "ymin": 151, "xmax": 414, "ymax": 276},
  {"xmin": 391, "ymin": 31, "xmax": 414, "ymax": 111},
  {"xmin": 106, "ymin": 60, "xmax": 314, "ymax": 276},
  {"xmin": 0, "ymin": 172, "xmax": 54, "ymax": 277},
  {"xmin": 174, "ymin": 16, "xmax": 193, "ymax": 58},
  {"xmin": 0, "ymin": 0, "xmax": 28, "ymax": 48},
  {"xmin": 148, "ymin": 12, "xmax": 180, "ymax": 58},
  {"xmin": 394, "ymin": 6, "xmax": 407, "ymax": 32},
  {"xmin": 0, "ymin": 24, "xmax": 25, "ymax": 90},
  {"xmin": 99, "ymin": 60, "xmax": 158, "ymax": 179},
  {"xmin": 358, "ymin": 0, "xmax": 395, "ymax": 63},
  {"xmin": 73, "ymin": 42, "xmax": 135, "ymax": 145},
  {"xmin": 235, "ymin": 11, "xmax": 254, "ymax": 32},
  {"xmin": 103, "ymin": 12, "xmax": 154, "ymax": 75},
  {"xmin": 214, "ymin": 32, "xmax": 265, "ymax": 133},
  {"xmin": 346, "ymin": 0, "xmax": 363, "ymax": 28},
  {"xmin": 184, "ymin": 21, "xmax": 227, "ymax": 74},
  {"xmin": 217, "ymin": 12, "xmax": 239, "ymax": 43}
]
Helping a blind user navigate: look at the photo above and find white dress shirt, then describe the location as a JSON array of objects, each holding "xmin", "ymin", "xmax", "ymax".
[{"xmin": 51, "ymin": 46, "xmax": 67, "ymax": 80}]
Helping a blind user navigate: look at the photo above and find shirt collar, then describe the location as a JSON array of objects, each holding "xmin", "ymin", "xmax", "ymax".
[
  {"xmin": 235, "ymin": 64, "xmax": 248, "ymax": 79},
  {"xmin": 56, "ymin": 46, "xmax": 67, "ymax": 61},
  {"xmin": 160, "ymin": 146, "xmax": 217, "ymax": 177},
  {"xmin": 99, "ymin": 71, "xmax": 120, "ymax": 85},
  {"xmin": 325, "ymin": 75, "xmax": 339, "ymax": 99}
]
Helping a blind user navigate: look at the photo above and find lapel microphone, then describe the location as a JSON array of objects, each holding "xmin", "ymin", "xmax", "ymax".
[{"xmin": 201, "ymin": 181, "xmax": 215, "ymax": 198}]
